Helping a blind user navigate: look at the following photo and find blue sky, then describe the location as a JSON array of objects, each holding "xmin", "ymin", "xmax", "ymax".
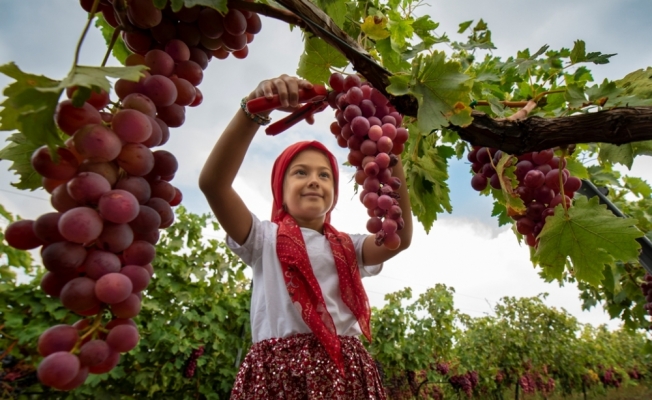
[{"xmin": 2, "ymin": 0, "xmax": 652, "ymax": 327}]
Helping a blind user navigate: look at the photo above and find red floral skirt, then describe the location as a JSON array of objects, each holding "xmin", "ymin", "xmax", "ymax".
[{"xmin": 230, "ymin": 333, "xmax": 387, "ymax": 399}]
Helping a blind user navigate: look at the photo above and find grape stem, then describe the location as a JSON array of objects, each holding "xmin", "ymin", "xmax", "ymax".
[
  {"xmin": 73, "ymin": 0, "xmax": 101, "ymax": 68},
  {"xmin": 71, "ymin": 311, "xmax": 105, "ymax": 353},
  {"xmin": 0, "ymin": 340, "xmax": 18, "ymax": 360},
  {"xmin": 559, "ymin": 148, "xmax": 569, "ymax": 215},
  {"xmin": 101, "ymin": 26, "xmax": 122, "ymax": 67}
]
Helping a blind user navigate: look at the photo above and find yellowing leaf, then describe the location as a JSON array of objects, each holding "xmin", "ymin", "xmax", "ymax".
[
  {"xmin": 494, "ymin": 153, "xmax": 525, "ymax": 213},
  {"xmin": 535, "ymin": 196, "xmax": 643, "ymax": 286},
  {"xmin": 361, "ymin": 16, "xmax": 390, "ymax": 40}
]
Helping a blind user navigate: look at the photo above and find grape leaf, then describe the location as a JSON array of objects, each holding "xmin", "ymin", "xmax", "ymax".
[
  {"xmin": 361, "ymin": 16, "xmax": 390, "ymax": 40},
  {"xmin": 494, "ymin": 153, "xmax": 525, "ymax": 213},
  {"xmin": 95, "ymin": 14, "xmax": 131, "ymax": 66},
  {"xmin": 405, "ymin": 139, "xmax": 453, "ymax": 233},
  {"xmin": 623, "ymin": 176, "xmax": 652, "ymax": 198},
  {"xmin": 569, "ymin": 40, "xmax": 616, "ymax": 65},
  {"xmin": 387, "ymin": 11, "xmax": 413, "ymax": 52},
  {"xmin": 39, "ymin": 65, "xmax": 147, "ymax": 94},
  {"xmin": 182, "ymin": 0, "xmax": 228, "ymax": 13},
  {"xmin": 314, "ymin": 0, "xmax": 347, "ymax": 27},
  {"xmin": 458, "ymin": 20, "xmax": 473, "ymax": 34},
  {"xmin": 0, "ymin": 133, "xmax": 42, "ymax": 190},
  {"xmin": 296, "ymin": 36, "xmax": 348, "ymax": 85},
  {"xmin": 599, "ymin": 141, "xmax": 652, "ymax": 170},
  {"xmin": 565, "ymin": 157, "xmax": 589, "ymax": 179},
  {"xmin": 616, "ymin": 67, "xmax": 652, "ymax": 98},
  {"xmin": 376, "ymin": 38, "xmax": 410, "ymax": 73},
  {"xmin": 388, "ymin": 52, "xmax": 473, "ymax": 132},
  {"xmin": 491, "ymin": 201, "xmax": 512, "ymax": 227},
  {"xmin": 0, "ymin": 63, "xmax": 63, "ymax": 151},
  {"xmin": 535, "ymin": 196, "xmax": 643, "ymax": 286}
]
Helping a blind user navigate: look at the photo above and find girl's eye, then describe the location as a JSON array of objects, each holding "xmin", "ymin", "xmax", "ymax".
[{"xmin": 320, "ymin": 172, "xmax": 330, "ymax": 178}]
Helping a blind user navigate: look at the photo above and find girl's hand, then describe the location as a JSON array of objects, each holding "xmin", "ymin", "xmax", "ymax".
[{"xmin": 247, "ymin": 75, "xmax": 316, "ymax": 124}]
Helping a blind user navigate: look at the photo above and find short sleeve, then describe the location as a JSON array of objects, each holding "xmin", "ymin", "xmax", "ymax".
[
  {"xmin": 226, "ymin": 213, "xmax": 274, "ymax": 267},
  {"xmin": 349, "ymin": 233, "xmax": 383, "ymax": 277}
]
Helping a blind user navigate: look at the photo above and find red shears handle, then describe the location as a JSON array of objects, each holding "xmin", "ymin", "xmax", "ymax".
[
  {"xmin": 265, "ymin": 101, "xmax": 328, "ymax": 136},
  {"xmin": 246, "ymin": 85, "xmax": 328, "ymax": 115}
]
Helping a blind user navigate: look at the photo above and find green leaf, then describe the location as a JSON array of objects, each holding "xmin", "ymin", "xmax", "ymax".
[
  {"xmin": 403, "ymin": 52, "xmax": 473, "ymax": 132},
  {"xmin": 412, "ymin": 15, "xmax": 438, "ymax": 38},
  {"xmin": 570, "ymin": 40, "xmax": 586, "ymax": 64},
  {"xmin": 599, "ymin": 141, "xmax": 652, "ymax": 170},
  {"xmin": 535, "ymin": 196, "xmax": 643, "ymax": 286},
  {"xmin": 623, "ymin": 176, "xmax": 652, "ymax": 198},
  {"xmin": 491, "ymin": 201, "xmax": 512, "ymax": 226},
  {"xmin": 616, "ymin": 67, "xmax": 652, "ymax": 99},
  {"xmin": 39, "ymin": 65, "xmax": 147, "ymax": 94},
  {"xmin": 387, "ymin": 13, "xmax": 413, "ymax": 52},
  {"xmin": 376, "ymin": 38, "xmax": 410, "ymax": 73},
  {"xmin": 296, "ymin": 35, "xmax": 348, "ymax": 85},
  {"xmin": 361, "ymin": 16, "xmax": 390, "ymax": 40},
  {"xmin": 565, "ymin": 157, "xmax": 589, "ymax": 179},
  {"xmin": 406, "ymin": 141, "xmax": 453, "ymax": 232},
  {"xmin": 458, "ymin": 20, "xmax": 473, "ymax": 34},
  {"xmin": 95, "ymin": 14, "xmax": 131, "ymax": 65},
  {"xmin": 564, "ymin": 83, "xmax": 586, "ymax": 108},
  {"xmin": 0, "ymin": 63, "xmax": 59, "ymax": 132},
  {"xmin": 182, "ymin": 0, "xmax": 228, "ymax": 13},
  {"xmin": 315, "ymin": 0, "xmax": 347, "ymax": 27},
  {"xmin": 0, "ymin": 133, "xmax": 42, "ymax": 190}
]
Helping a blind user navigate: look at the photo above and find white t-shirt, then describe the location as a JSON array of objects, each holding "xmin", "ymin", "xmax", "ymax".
[{"xmin": 226, "ymin": 214, "xmax": 382, "ymax": 343}]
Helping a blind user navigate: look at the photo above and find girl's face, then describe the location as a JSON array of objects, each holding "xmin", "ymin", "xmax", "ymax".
[{"xmin": 283, "ymin": 149, "xmax": 335, "ymax": 231}]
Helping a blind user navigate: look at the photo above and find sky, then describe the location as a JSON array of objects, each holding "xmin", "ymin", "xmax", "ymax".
[{"xmin": 2, "ymin": 0, "xmax": 652, "ymax": 329}]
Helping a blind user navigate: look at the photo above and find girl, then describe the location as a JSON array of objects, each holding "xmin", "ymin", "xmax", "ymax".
[{"xmin": 199, "ymin": 75, "xmax": 413, "ymax": 399}]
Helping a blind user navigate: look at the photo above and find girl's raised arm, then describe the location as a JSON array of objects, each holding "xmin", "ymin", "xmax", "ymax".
[
  {"xmin": 198, "ymin": 75, "xmax": 313, "ymax": 245},
  {"xmin": 361, "ymin": 155, "xmax": 413, "ymax": 265}
]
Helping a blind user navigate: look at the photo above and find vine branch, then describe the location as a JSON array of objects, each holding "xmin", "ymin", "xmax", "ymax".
[{"xmin": 74, "ymin": 0, "xmax": 101, "ymax": 67}]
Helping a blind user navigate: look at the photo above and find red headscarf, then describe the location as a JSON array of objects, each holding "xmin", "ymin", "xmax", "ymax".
[{"xmin": 271, "ymin": 141, "xmax": 371, "ymax": 376}]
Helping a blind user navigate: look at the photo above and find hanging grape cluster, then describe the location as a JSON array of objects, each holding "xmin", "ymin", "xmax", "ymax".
[
  {"xmin": 448, "ymin": 373, "xmax": 473, "ymax": 397},
  {"xmin": 83, "ymin": 0, "xmax": 261, "ymax": 63},
  {"xmin": 326, "ymin": 72, "xmax": 409, "ymax": 250},
  {"xmin": 642, "ymin": 273, "xmax": 652, "ymax": 329},
  {"xmin": 468, "ymin": 147, "xmax": 582, "ymax": 247},
  {"xmin": 183, "ymin": 346, "xmax": 204, "ymax": 378},
  {"xmin": 1, "ymin": 0, "xmax": 261, "ymax": 391}
]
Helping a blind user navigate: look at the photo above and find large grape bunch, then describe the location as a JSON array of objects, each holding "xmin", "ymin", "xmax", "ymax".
[
  {"xmin": 468, "ymin": 147, "xmax": 582, "ymax": 247},
  {"xmin": 83, "ymin": 0, "xmax": 262, "ymax": 66},
  {"xmin": 1, "ymin": 0, "xmax": 262, "ymax": 391},
  {"xmin": 326, "ymin": 73, "xmax": 409, "ymax": 250}
]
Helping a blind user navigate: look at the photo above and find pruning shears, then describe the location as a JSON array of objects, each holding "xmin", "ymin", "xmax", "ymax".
[{"xmin": 246, "ymin": 85, "xmax": 329, "ymax": 136}]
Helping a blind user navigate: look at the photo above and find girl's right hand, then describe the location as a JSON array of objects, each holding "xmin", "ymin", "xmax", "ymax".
[{"xmin": 247, "ymin": 75, "xmax": 314, "ymax": 117}]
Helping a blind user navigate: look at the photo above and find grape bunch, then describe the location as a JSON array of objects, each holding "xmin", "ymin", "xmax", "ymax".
[
  {"xmin": 184, "ymin": 346, "xmax": 204, "ymax": 378},
  {"xmin": 448, "ymin": 374, "xmax": 472, "ymax": 397},
  {"xmin": 434, "ymin": 361, "xmax": 450, "ymax": 375},
  {"xmin": 518, "ymin": 372, "xmax": 536, "ymax": 394},
  {"xmin": 468, "ymin": 147, "xmax": 582, "ymax": 247},
  {"xmin": 641, "ymin": 273, "xmax": 652, "ymax": 328},
  {"xmin": 326, "ymin": 72, "xmax": 409, "ymax": 250},
  {"xmin": 81, "ymin": 0, "xmax": 262, "ymax": 64},
  {"xmin": 4, "ymin": 78, "xmax": 179, "ymax": 389}
]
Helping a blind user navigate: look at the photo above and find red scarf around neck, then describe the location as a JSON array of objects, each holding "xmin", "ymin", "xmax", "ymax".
[{"xmin": 271, "ymin": 141, "xmax": 371, "ymax": 375}]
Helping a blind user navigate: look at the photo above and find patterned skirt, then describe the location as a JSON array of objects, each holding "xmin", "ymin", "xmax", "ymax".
[{"xmin": 230, "ymin": 333, "xmax": 387, "ymax": 399}]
